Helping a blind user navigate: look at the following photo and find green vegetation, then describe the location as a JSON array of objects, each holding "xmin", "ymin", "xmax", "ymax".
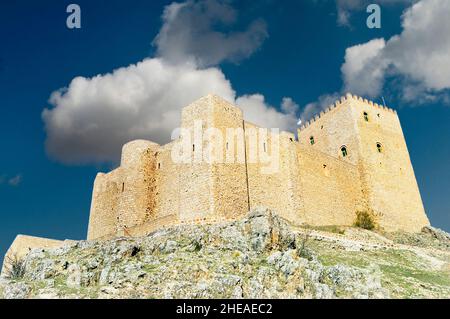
[
  {"xmin": 354, "ymin": 211, "xmax": 376, "ymax": 230},
  {"xmin": 4, "ymin": 254, "xmax": 26, "ymax": 280},
  {"xmin": 309, "ymin": 240, "xmax": 450, "ymax": 298}
]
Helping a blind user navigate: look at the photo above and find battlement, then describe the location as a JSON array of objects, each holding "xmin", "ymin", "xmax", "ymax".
[{"xmin": 299, "ymin": 93, "xmax": 397, "ymax": 131}]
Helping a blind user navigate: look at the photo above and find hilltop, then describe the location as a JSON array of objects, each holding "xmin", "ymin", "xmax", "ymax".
[{"xmin": 1, "ymin": 208, "xmax": 449, "ymax": 299}]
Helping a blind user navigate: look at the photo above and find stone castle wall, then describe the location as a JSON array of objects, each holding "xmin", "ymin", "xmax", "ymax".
[
  {"xmin": 86, "ymin": 93, "xmax": 430, "ymax": 240},
  {"xmin": 1, "ymin": 235, "xmax": 73, "ymax": 275}
]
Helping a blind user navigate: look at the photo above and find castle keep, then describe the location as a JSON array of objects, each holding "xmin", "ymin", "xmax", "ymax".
[
  {"xmin": 87, "ymin": 93, "xmax": 429, "ymax": 240},
  {"xmin": 2, "ymin": 93, "xmax": 430, "ymax": 273}
]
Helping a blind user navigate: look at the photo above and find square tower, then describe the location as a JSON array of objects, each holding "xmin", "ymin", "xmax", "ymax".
[
  {"xmin": 298, "ymin": 94, "xmax": 429, "ymax": 232},
  {"xmin": 178, "ymin": 94, "xmax": 250, "ymax": 222}
]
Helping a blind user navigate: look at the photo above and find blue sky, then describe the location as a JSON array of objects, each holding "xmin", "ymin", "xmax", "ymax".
[{"xmin": 1, "ymin": 0, "xmax": 449, "ymax": 264}]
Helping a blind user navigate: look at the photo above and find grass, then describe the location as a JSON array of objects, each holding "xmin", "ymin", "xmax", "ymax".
[
  {"xmin": 3, "ymin": 254, "xmax": 27, "ymax": 280},
  {"xmin": 309, "ymin": 239, "xmax": 450, "ymax": 298}
]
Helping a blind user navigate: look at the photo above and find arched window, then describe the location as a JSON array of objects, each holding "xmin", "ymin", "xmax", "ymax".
[
  {"xmin": 376, "ymin": 142, "xmax": 383, "ymax": 153},
  {"xmin": 310, "ymin": 136, "xmax": 315, "ymax": 145},
  {"xmin": 341, "ymin": 146, "xmax": 348, "ymax": 157},
  {"xmin": 363, "ymin": 112, "xmax": 369, "ymax": 122}
]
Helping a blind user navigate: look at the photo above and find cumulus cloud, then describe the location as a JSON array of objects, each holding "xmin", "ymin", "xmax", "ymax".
[
  {"xmin": 236, "ymin": 95, "xmax": 299, "ymax": 131},
  {"xmin": 153, "ymin": 0, "xmax": 268, "ymax": 67},
  {"xmin": 341, "ymin": 38, "xmax": 387, "ymax": 97},
  {"xmin": 43, "ymin": 59, "xmax": 236, "ymax": 163},
  {"xmin": 42, "ymin": 0, "xmax": 298, "ymax": 165},
  {"xmin": 342, "ymin": 0, "xmax": 450, "ymax": 102}
]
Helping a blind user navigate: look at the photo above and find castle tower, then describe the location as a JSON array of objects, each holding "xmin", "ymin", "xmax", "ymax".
[
  {"xmin": 178, "ymin": 94, "xmax": 250, "ymax": 222},
  {"xmin": 87, "ymin": 171, "xmax": 121, "ymax": 240},
  {"xmin": 87, "ymin": 140, "xmax": 159, "ymax": 240},
  {"xmin": 116, "ymin": 140, "xmax": 160, "ymax": 234},
  {"xmin": 298, "ymin": 94, "xmax": 429, "ymax": 232}
]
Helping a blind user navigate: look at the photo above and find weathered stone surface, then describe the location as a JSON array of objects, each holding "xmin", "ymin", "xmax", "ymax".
[
  {"xmin": 0, "ymin": 209, "xmax": 448, "ymax": 299},
  {"xmin": 85, "ymin": 93, "xmax": 430, "ymax": 246}
]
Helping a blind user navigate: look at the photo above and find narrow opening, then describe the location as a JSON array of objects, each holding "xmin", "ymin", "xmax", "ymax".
[
  {"xmin": 263, "ymin": 142, "xmax": 266, "ymax": 152},
  {"xmin": 310, "ymin": 136, "xmax": 315, "ymax": 145},
  {"xmin": 376, "ymin": 142, "xmax": 383, "ymax": 153},
  {"xmin": 192, "ymin": 144, "xmax": 195, "ymax": 152},
  {"xmin": 289, "ymin": 138, "xmax": 293, "ymax": 142},
  {"xmin": 321, "ymin": 125, "xmax": 324, "ymax": 129},
  {"xmin": 226, "ymin": 142, "xmax": 229, "ymax": 150},
  {"xmin": 158, "ymin": 163, "xmax": 161, "ymax": 169},
  {"xmin": 122, "ymin": 183, "xmax": 125, "ymax": 192},
  {"xmin": 364, "ymin": 112, "xmax": 369, "ymax": 122},
  {"xmin": 377, "ymin": 113, "xmax": 380, "ymax": 118},
  {"xmin": 341, "ymin": 146, "xmax": 348, "ymax": 157}
]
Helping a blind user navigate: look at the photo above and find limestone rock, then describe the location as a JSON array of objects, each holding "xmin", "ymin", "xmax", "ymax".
[{"xmin": 0, "ymin": 208, "xmax": 448, "ymax": 299}]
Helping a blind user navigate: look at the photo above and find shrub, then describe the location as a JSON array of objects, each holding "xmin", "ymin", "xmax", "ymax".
[
  {"xmin": 354, "ymin": 211, "xmax": 376, "ymax": 230},
  {"xmin": 297, "ymin": 231, "xmax": 314, "ymax": 260},
  {"xmin": 4, "ymin": 254, "xmax": 26, "ymax": 280}
]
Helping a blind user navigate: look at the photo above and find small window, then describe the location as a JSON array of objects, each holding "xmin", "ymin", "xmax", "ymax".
[
  {"xmin": 310, "ymin": 136, "xmax": 315, "ymax": 145},
  {"xmin": 341, "ymin": 146, "xmax": 348, "ymax": 157},
  {"xmin": 376, "ymin": 142, "xmax": 383, "ymax": 153},
  {"xmin": 226, "ymin": 142, "xmax": 229, "ymax": 150},
  {"xmin": 263, "ymin": 142, "xmax": 267, "ymax": 152},
  {"xmin": 192, "ymin": 144, "xmax": 195, "ymax": 152},
  {"xmin": 377, "ymin": 113, "xmax": 380, "ymax": 118},
  {"xmin": 158, "ymin": 163, "xmax": 161, "ymax": 169},
  {"xmin": 363, "ymin": 112, "xmax": 369, "ymax": 122},
  {"xmin": 122, "ymin": 183, "xmax": 125, "ymax": 192}
]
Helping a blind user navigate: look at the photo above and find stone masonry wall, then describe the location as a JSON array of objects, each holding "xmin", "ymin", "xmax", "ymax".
[{"xmin": 86, "ymin": 93, "xmax": 430, "ymax": 240}]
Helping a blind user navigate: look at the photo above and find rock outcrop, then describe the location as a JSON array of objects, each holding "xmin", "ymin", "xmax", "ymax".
[{"xmin": 1, "ymin": 208, "xmax": 449, "ymax": 299}]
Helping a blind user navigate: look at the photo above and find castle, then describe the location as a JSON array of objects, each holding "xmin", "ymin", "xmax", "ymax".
[{"xmin": 2, "ymin": 93, "xmax": 430, "ymax": 274}]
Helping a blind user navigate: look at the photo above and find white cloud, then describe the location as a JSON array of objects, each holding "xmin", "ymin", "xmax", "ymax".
[
  {"xmin": 42, "ymin": 0, "xmax": 298, "ymax": 165},
  {"xmin": 236, "ymin": 95, "xmax": 299, "ymax": 131},
  {"xmin": 341, "ymin": 38, "xmax": 387, "ymax": 97},
  {"xmin": 43, "ymin": 59, "xmax": 236, "ymax": 164},
  {"xmin": 341, "ymin": 0, "xmax": 450, "ymax": 102},
  {"xmin": 153, "ymin": 0, "xmax": 268, "ymax": 67}
]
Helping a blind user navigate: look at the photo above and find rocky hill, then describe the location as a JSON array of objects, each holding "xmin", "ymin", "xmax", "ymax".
[{"xmin": 1, "ymin": 208, "xmax": 449, "ymax": 299}]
